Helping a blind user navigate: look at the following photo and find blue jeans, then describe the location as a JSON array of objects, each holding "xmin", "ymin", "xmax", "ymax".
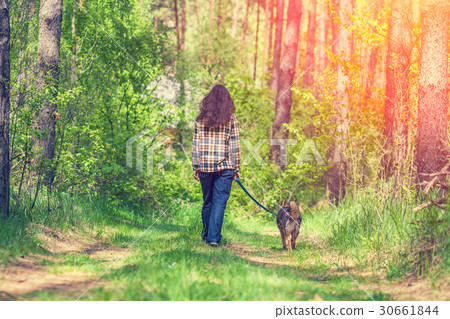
[{"xmin": 199, "ymin": 169, "xmax": 234, "ymax": 244}]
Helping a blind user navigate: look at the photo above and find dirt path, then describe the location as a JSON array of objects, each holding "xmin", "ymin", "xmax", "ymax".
[
  {"xmin": 1, "ymin": 226, "xmax": 447, "ymax": 301},
  {"xmin": 225, "ymin": 231, "xmax": 449, "ymax": 301},
  {"xmin": 225, "ymin": 241, "xmax": 291, "ymax": 267},
  {"xmin": 0, "ymin": 226, "xmax": 125, "ymax": 300}
]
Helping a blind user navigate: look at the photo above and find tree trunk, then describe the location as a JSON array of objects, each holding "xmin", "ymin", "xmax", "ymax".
[
  {"xmin": 181, "ymin": 0, "xmax": 186, "ymax": 50},
  {"xmin": 364, "ymin": 47, "xmax": 378, "ymax": 101},
  {"xmin": 231, "ymin": 0, "xmax": 239, "ymax": 38},
  {"xmin": 240, "ymin": 0, "xmax": 250, "ymax": 47},
  {"xmin": 267, "ymin": 0, "xmax": 274, "ymax": 74},
  {"xmin": 253, "ymin": 2, "xmax": 260, "ymax": 81},
  {"xmin": 72, "ymin": 0, "xmax": 77, "ymax": 83},
  {"xmin": 270, "ymin": 0, "xmax": 285, "ymax": 94},
  {"xmin": 208, "ymin": 0, "xmax": 215, "ymax": 63},
  {"xmin": 12, "ymin": 1, "xmax": 36, "ymax": 159},
  {"xmin": 14, "ymin": 0, "xmax": 36, "ymax": 109},
  {"xmin": 416, "ymin": 0, "xmax": 450, "ymax": 183},
  {"xmin": 34, "ymin": 0, "xmax": 63, "ymax": 188},
  {"xmin": 330, "ymin": 0, "xmax": 339, "ymax": 59},
  {"xmin": 382, "ymin": 0, "xmax": 412, "ymax": 179},
  {"xmin": 303, "ymin": 0, "xmax": 316, "ymax": 88},
  {"xmin": 10, "ymin": 1, "xmax": 37, "ymax": 194},
  {"xmin": 327, "ymin": 0, "xmax": 351, "ymax": 205},
  {"xmin": 154, "ymin": 0, "xmax": 160, "ymax": 29},
  {"xmin": 195, "ymin": 0, "xmax": 205, "ymax": 64},
  {"xmin": 364, "ymin": 0, "xmax": 381, "ymax": 105},
  {"xmin": 270, "ymin": 0, "xmax": 302, "ymax": 166},
  {"xmin": 350, "ymin": 0, "xmax": 356, "ymax": 54},
  {"xmin": 315, "ymin": 0, "xmax": 327, "ymax": 76},
  {"xmin": 174, "ymin": 0, "xmax": 181, "ymax": 51},
  {"xmin": 0, "ymin": 0, "xmax": 10, "ymax": 217},
  {"xmin": 219, "ymin": 0, "xmax": 226, "ymax": 29},
  {"xmin": 262, "ymin": 0, "xmax": 271, "ymax": 75}
]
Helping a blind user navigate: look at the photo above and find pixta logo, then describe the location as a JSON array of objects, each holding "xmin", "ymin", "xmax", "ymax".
[
  {"xmin": 126, "ymin": 131, "xmax": 324, "ymax": 174},
  {"xmin": 242, "ymin": 138, "xmax": 325, "ymax": 166},
  {"xmin": 126, "ymin": 130, "xmax": 171, "ymax": 175}
]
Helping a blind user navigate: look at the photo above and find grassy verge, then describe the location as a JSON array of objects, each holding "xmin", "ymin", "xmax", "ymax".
[{"xmin": 326, "ymin": 185, "xmax": 449, "ymax": 280}]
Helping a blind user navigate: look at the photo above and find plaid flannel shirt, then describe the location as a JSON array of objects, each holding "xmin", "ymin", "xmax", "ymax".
[{"xmin": 192, "ymin": 114, "xmax": 241, "ymax": 173}]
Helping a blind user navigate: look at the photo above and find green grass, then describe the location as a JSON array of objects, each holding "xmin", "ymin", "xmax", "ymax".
[
  {"xmin": 1, "ymin": 183, "xmax": 448, "ymax": 301},
  {"xmin": 25, "ymin": 216, "xmax": 388, "ymax": 301},
  {"xmin": 326, "ymin": 185, "xmax": 449, "ymax": 279}
]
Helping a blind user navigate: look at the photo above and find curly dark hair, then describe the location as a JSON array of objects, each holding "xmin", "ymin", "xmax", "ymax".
[{"xmin": 197, "ymin": 84, "xmax": 235, "ymax": 128}]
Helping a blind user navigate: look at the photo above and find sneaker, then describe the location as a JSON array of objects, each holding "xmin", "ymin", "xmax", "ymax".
[{"xmin": 209, "ymin": 242, "xmax": 219, "ymax": 247}]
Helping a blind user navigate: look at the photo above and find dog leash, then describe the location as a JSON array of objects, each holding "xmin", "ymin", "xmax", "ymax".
[{"xmin": 235, "ymin": 177, "xmax": 278, "ymax": 216}]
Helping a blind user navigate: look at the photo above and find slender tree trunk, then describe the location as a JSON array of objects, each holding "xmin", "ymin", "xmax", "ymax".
[
  {"xmin": 174, "ymin": 0, "xmax": 181, "ymax": 51},
  {"xmin": 270, "ymin": 0, "xmax": 302, "ymax": 166},
  {"xmin": 14, "ymin": 1, "xmax": 36, "ymax": 110},
  {"xmin": 330, "ymin": 0, "xmax": 339, "ymax": 59},
  {"xmin": 270, "ymin": 0, "xmax": 285, "ymax": 94},
  {"xmin": 217, "ymin": 0, "xmax": 222, "ymax": 27},
  {"xmin": 416, "ymin": 0, "xmax": 450, "ymax": 183},
  {"xmin": 0, "ymin": 0, "xmax": 10, "ymax": 217},
  {"xmin": 364, "ymin": 48, "xmax": 378, "ymax": 101},
  {"xmin": 315, "ymin": 0, "xmax": 327, "ymax": 76},
  {"xmin": 303, "ymin": 0, "xmax": 316, "ymax": 87},
  {"xmin": 253, "ymin": 2, "xmax": 260, "ymax": 81},
  {"xmin": 181, "ymin": 0, "xmax": 186, "ymax": 50},
  {"xmin": 12, "ymin": 0, "xmax": 36, "ymax": 166},
  {"xmin": 208, "ymin": 0, "xmax": 215, "ymax": 63},
  {"xmin": 262, "ymin": 0, "xmax": 271, "ymax": 75},
  {"xmin": 231, "ymin": 0, "xmax": 239, "ymax": 38},
  {"xmin": 267, "ymin": 0, "xmax": 274, "ymax": 74},
  {"xmin": 72, "ymin": 0, "xmax": 77, "ymax": 83},
  {"xmin": 220, "ymin": 0, "xmax": 226, "ymax": 29},
  {"xmin": 154, "ymin": 0, "xmax": 160, "ymax": 29},
  {"xmin": 65, "ymin": 0, "xmax": 78, "ymax": 179},
  {"xmin": 195, "ymin": 0, "xmax": 205, "ymax": 64},
  {"xmin": 327, "ymin": 0, "xmax": 351, "ymax": 205},
  {"xmin": 240, "ymin": 0, "xmax": 250, "ymax": 46},
  {"xmin": 34, "ymin": 0, "xmax": 63, "ymax": 188},
  {"xmin": 364, "ymin": 1, "xmax": 382, "ymax": 104},
  {"xmin": 351, "ymin": 0, "xmax": 356, "ymax": 54},
  {"xmin": 364, "ymin": 4, "xmax": 379, "ymax": 105},
  {"xmin": 382, "ymin": 0, "xmax": 412, "ymax": 179}
]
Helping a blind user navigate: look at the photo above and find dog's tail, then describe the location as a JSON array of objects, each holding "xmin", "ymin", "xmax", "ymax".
[{"xmin": 289, "ymin": 201, "xmax": 300, "ymax": 219}]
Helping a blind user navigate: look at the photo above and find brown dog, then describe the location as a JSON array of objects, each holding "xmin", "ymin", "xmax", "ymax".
[{"xmin": 276, "ymin": 200, "xmax": 302, "ymax": 250}]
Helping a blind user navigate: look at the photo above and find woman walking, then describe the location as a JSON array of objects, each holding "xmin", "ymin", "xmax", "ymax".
[{"xmin": 192, "ymin": 85, "xmax": 241, "ymax": 247}]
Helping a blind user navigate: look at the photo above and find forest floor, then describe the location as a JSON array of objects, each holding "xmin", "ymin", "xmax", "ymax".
[{"xmin": 1, "ymin": 210, "xmax": 448, "ymax": 301}]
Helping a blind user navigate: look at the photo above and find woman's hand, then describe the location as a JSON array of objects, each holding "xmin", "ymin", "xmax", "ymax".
[
  {"xmin": 234, "ymin": 171, "xmax": 240, "ymax": 181},
  {"xmin": 193, "ymin": 170, "xmax": 200, "ymax": 181}
]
